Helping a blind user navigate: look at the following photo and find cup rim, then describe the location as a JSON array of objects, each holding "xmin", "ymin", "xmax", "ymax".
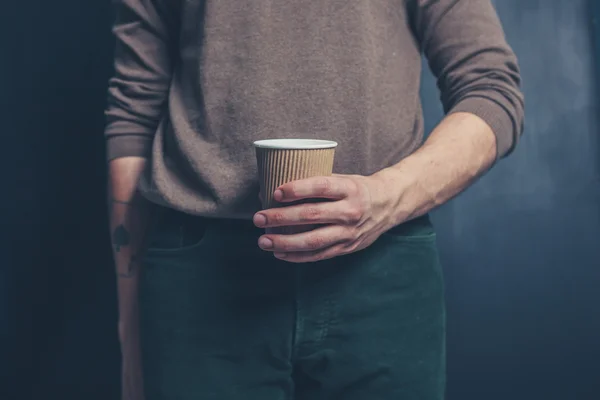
[{"xmin": 253, "ymin": 139, "xmax": 338, "ymax": 150}]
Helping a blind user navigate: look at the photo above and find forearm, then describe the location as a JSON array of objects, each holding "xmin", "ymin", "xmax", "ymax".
[
  {"xmin": 108, "ymin": 157, "xmax": 153, "ymax": 331},
  {"xmin": 377, "ymin": 112, "xmax": 497, "ymax": 225}
]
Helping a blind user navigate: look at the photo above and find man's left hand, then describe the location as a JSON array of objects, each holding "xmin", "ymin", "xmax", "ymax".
[{"xmin": 253, "ymin": 174, "xmax": 396, "ymax": 263}]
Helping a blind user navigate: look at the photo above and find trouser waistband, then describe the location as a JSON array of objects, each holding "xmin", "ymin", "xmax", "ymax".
[{"xmin": 157, "ymin": 206, "xmax": 434, "ymax": 238}]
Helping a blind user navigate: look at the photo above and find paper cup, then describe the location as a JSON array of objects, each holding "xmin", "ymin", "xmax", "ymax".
[{"xmin": 254, "ymin": 139, "xmax": 338, "ymax": 234}]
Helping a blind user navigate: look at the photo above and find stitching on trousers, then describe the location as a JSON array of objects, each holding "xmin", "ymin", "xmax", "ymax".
[{"xmin": 318, "ymin": 291, "xmax": 337, "ymax": 343}]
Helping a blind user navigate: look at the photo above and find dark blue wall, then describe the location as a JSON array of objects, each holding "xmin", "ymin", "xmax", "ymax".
[
  {"xmin": 0, "ymin": 1, "xmax": 119, "ymax": 398},
  {"xmin": 422, "ymin": 1, "xmax": 600, "ymax": 399}
]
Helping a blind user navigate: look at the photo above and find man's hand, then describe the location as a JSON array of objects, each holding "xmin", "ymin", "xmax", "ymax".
[
  {"xmin": 253, "ymin": 174, "xmax": 395, "ymax": 263},
  {"xmin": 253, "ymin": 113, "xmax": 500, "ymax": 264}
]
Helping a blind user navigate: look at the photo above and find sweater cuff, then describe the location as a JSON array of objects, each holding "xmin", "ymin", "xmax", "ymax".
[
  {"xmin": 106, "ymin": 135, "xmax": 153, "ymax": 161},
  {"xmin": 449, "ymin": 96, "xmax": 516, "ymax": 160}
]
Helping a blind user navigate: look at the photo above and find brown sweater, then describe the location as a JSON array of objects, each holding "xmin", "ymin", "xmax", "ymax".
[{"xmin": 105, "ymin": 0, "xmax": 524, "ymax": 219}]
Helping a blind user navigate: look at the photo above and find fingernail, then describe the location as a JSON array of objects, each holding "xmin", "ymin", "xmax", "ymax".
[
  {"xmin": 258, "ymin": 237, "xmax": 274, "ymax": 250},
  {"xmin": 253, "ymin": 213, "xmax": 267, "ymax": 227},
  {"xmin": 274, "ymin": 189, "xmax": 284, "ymax": 201},
  {"xmin": 274, "ymin": 252, "xmax": 287, "ymax": 259}
]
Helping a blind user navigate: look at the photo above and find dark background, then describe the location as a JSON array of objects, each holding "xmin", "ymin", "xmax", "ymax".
[
  {"xmin": 423, "ymin": 1, "xmax": 600, "ymax": 399},
  {"xmin": 1, "ymin": 0, "xmax": 599, "ymax": 399}
]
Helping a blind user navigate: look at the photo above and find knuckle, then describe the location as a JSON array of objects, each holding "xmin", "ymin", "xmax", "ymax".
[
  {"xmin": 338, "ymin": 235, "xmax": 360, "ymax": 255},
  {"xmin": 345, "ymin": 179, "xmax": 359, "ymax": 195},
  {"xmin": 278, "ymin": 241, "xmax": 291, "ymax": 252},
  {"xmin": 346, "ymin": 240, "xmax": 361, "ymax": 253},
  {"xmin": 344, "ymin": 227, "xmax": 361, "ymax": 242},
  {"xmin": 316, "ymin": 178, "xmax": 332, "ymax": 194},
  {"xmin": 287, "ymin": 183, "xmax": 298, "ymax": 196},
  {"xmin": 306, "ymin": 235, "xmax": 326, "ymax": 250},
  {"xmin": 270, "ymin": 212, "xmax": 286, "ymax": 225},
  {"xmin": 345, "ymin": 207, "xmax": 363, "ymax": 223},
  {"xmin": 338, "ymin": 245, "xmax": 353, "ymax": 256},
  {"xmin": 300, "ymin": 206, "xmax": 321, "ymax": 221}
]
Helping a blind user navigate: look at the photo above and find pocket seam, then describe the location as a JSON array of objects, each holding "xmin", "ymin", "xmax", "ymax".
[
  {"xmin": 380, "ymin": 231, "xmax": 437, "ymax": 244},
  {"xmin": 145, "ymin": 227, "xmax": 211, "ymax": 255}
]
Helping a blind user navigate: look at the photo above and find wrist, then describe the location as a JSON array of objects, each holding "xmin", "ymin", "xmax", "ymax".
[{"xmin": 371, "ymin": 166, "xmax": 417, "ymax": 227}]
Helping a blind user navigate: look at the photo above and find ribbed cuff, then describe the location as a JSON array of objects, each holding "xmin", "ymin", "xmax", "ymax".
[
  {"xmin": 106, "ymin": 135, "xmax": 153, "ymax": 161},
  {"xmin": 449, "ymin": 96, "xmax": 516, "ymax": 160}
]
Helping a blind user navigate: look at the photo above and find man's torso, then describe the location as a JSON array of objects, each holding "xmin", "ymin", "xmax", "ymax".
[{"xmin": 141, "ymin": 0, "xmax": 425, "ymax": 218}]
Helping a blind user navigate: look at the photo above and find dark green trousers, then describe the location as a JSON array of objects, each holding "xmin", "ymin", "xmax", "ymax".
[{"xmin": 140, "ymin": 209, "xmax": 445, "ymax": 399}]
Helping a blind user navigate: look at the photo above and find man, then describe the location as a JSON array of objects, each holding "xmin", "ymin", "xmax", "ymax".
[{"xmin": 106, "ymin": 0, "xmax": 523, "ymax": 399}]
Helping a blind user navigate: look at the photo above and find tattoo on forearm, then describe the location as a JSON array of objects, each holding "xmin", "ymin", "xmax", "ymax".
[
  {"xmin": 118, "ymin": 254, "xmax": 139, "ymax": 278},
  {"xmin": 112, "ymin": 224, "xmax": 130, "ymax": 252}
]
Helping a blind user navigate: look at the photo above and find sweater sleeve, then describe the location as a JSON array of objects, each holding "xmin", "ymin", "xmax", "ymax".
[
  {"xmin": 104, "ymin": 0, "xmax": 179, "ymax": 161},
  {"xmin": 411, "ymin": 0, "xmax": 525, "ymax": 159}
]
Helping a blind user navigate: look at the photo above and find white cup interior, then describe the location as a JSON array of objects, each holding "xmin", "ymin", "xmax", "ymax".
[{"xmin": 253, "ymin": 139, "xmax": 338, "ymax": 150}]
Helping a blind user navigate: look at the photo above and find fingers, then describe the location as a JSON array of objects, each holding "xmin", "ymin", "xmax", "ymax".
[
  {"xmin": 258, "ymin": 225, "xmax": 353, "ymax": 253},
  {"xmin": 274, "ymin": 176, "xmax": 358, "ymax": 203},
  {"xmin": 273, "ymin": 243, "xmax": 349, "ymax": 263},
  {"xmin": 254, "ymin": 201, "xmax": 363, "ymax": 228},
  {"xmin": 254, "ymin": 174, "xmax": 372, "ymax": 263}
]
